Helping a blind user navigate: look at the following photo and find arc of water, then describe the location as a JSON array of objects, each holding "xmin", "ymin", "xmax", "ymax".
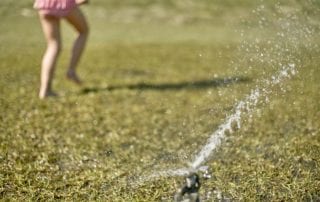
[
  {"xmin": 131, "ymin": 64, "xmax": 297, "ymax": 187},
  {"xmin": 191, "ymin": 64, "xmax": 296, "ymax": 168}
]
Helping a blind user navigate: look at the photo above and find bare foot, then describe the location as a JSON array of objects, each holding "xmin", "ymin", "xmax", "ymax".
[
  {"xmin": 66, "ymin": 71, "xmax": 83, "ymax": 85},
  {"xmin": 39, "ymin": 91, "xmax": 58, "ymax": 99}
]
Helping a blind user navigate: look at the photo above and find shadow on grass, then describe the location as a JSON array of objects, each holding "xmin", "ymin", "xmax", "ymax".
[{"xmin": 81, "ymin": 77, "xmax": 251, "ymax": 94}]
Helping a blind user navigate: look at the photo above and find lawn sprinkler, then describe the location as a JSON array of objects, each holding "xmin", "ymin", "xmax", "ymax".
[
  {"xmin": 174, "ymin": 166, "xmax": 212, "ymax": 202},
  {"xmin": 174, "ymin": 173, "xmax": 201, "ymax": 202}
]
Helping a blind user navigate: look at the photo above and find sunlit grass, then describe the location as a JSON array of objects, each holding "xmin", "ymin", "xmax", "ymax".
[{"xmin": 1, "ymin": 0, "xmax": 319, "ymax": 201}]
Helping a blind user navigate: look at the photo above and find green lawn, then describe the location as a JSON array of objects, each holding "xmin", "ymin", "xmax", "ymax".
[{"xmin": 0, "ymin": 0, "xmax": 319, "ymax": 201}]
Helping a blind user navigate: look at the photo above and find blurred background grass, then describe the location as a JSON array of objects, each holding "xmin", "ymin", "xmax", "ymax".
[{"xmin": 0, "ymin": 0, "xmax": 319, "ymax": 201}]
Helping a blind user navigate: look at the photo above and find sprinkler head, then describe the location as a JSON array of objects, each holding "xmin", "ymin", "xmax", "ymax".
[
  {"xmin": 174, "ymin": 173, "xmax": 200, "ymax": 202},
  {"xmin": 186, "ymin": 173, "xmax": 200, "ymax": 189}
]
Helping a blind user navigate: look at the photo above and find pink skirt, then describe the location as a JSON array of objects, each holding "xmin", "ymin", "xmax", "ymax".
[{"xmin": 34, "ymin": 0, "xmax": 77, "ymax": 17}]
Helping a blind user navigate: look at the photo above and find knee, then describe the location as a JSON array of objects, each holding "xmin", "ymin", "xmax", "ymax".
[
  {"xmin": 82, "ymin": 26, "xmax": 89, "ymax": 38},
  {"xmin": 48, "ymin": 40, "xmax": 62, "ymax": 55},
  {"xmin": 54, "ymin": 42, "xmax": 62, "ymax": 55},
  {"xmin": 79, "ymin": 23, "xmax": 89, "ymax": 37}
]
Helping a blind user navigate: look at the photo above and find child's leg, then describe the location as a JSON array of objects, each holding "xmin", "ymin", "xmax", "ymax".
[
  {"xmin": 65, "ymin": 7, "xmax": 89, "ymax": 85},
  {"xmin": 39, "ymin": 14, "xmax": 61, "ymax": 99}
]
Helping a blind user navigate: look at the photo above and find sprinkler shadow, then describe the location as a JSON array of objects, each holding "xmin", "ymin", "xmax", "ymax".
[{"xmin": 81, "ymin": 76, "xmax": 251, "ymax": 94}]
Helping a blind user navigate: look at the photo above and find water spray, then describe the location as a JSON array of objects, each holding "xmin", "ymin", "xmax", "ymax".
[
  {"xmin": 128, "ymin": 2, "xmax": 317, "ymax": 199},
  {"xmin": 130, "ymin": 64, "xmax": 297, "ymax": 198},
  {"xmin": 191, "ymin": 64, "xmax": 296, "ymax": 169}
]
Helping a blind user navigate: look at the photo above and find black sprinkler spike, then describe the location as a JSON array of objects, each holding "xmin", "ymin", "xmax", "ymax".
[{"xmin": 174, "ymin": 173, "xmax": 201, "ymax": 202}]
